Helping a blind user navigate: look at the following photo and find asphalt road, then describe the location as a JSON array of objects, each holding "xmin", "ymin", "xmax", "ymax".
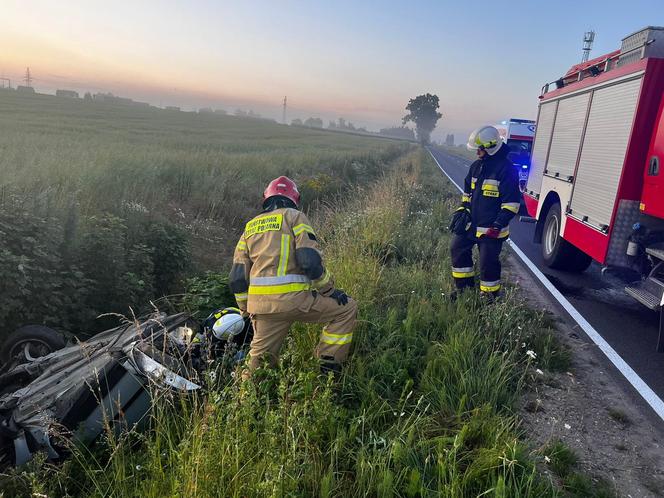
[{"xmin": 428, "ymin": 146, "xmax": 664, "ymax": 412}]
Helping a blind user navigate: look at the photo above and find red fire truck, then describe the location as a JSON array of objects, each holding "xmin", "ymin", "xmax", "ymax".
[{"xmin": 523, "ymin": 26, "xmax": 664, "ymax": 347}]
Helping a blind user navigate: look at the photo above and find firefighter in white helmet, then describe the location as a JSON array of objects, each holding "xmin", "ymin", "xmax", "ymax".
[
  {"xmin": 448, "ymin": 126, "xmax": 521, "ymax": 300},
  {"xmin": 229, "ymin": 176, "xmax": 357, "ymax": 377}
]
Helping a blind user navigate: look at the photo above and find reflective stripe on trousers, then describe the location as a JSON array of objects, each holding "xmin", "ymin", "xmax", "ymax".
[
  {"xmin": 451, "ymin": 266, "xmax": 475, "ymax": 278},
  {"xmin": 321, "ymin": 330, "xmax": 353, "ymax": 345},
  {"xmin": 480, "ymin": 280, "xmax": 501, "ymax": 292}
]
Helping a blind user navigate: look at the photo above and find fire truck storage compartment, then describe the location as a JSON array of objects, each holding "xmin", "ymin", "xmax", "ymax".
[
  {"xmin": 568, "ymin": 76, "xmax": 643, "ymax": 229},
  {"xmin": 527, "ymin": 100, "xmax": 557, "ymax": 195},
  {"xmin": 546, "ymin": 92, "xmax": 591, "ymax": 181}
]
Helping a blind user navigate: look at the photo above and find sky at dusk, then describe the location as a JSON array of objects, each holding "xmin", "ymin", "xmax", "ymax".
[{"xmin": 1, "ymin": 0, "xmax": 661, "ymax": 141}]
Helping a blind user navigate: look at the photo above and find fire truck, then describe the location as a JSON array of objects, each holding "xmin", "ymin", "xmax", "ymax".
[
  {"xmin": 494, "ymin": 118, "xmax": 536, "ymax": 185},
  {"xmin": 523, "ymin": 26, "xmax": 664, "ymax": 348}
]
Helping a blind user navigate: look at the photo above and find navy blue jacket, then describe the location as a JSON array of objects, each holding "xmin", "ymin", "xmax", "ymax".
[{"xmin": 461, "ymin": 144, "xmax": 521, "ymax": 239}]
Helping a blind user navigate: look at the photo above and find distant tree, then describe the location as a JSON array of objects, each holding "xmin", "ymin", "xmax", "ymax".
[
  {"xmin": 83, "ymin": 92, "xmax": 92, "ymax": 102},
  {"xmin": 379, "ymin": 126, "xmax": 416, "ymax": 140},
  {"xmin": 402, "ymin": 93, "xmax": 442, "ymax": 144},
  {"xmin": 291, "ymin": 118, "xmax": 303, "ymax": 126},
  {"xmin": 328, "ymin": 121, "xmax": 337, "ymax": 129},
  {"xmin": 304, "ymin": 117, "xmax": 323, "ymax": 128},
  {"xmin": 445, "ymin": 133, "xmax": 455, "ymax": 146},
  {"xmin": 338, "ymin": 117, "xmax": 346, "ymax": 129}
]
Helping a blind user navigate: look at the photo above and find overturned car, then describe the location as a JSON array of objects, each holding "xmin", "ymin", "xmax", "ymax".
[{"xmin": 0, "ymin": 308, "xmax": 251, "ymax": 467}]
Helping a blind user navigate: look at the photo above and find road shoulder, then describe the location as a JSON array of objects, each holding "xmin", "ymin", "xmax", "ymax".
[{"xmin": 505, "ymin": 251, "xmax": 664, "ymax": 497}]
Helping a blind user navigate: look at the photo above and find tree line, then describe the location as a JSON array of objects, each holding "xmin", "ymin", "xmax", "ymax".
[{"xmin": 290, "ymin": 93, "xmax": 442, "ymax": 144}]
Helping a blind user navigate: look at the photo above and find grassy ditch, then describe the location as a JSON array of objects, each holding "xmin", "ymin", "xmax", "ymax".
[{"xmin": 6, "ymin": 150, "xmax": 599, "ymax": 497}]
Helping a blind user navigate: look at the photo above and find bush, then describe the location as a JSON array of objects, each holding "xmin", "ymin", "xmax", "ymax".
[{"xmin": 0, "ymin": 206, "xmax": 192, "ymax": 338}]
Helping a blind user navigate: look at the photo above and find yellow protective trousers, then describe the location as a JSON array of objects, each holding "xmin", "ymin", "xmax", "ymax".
[{"xmin": 245, "ymin": 293, "xmax": 357, "ymax": 375}]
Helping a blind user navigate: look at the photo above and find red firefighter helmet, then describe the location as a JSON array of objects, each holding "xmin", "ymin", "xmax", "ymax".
[{"xmin": 263, "ymin": 176, "xmax": 300, "ymax": 206}]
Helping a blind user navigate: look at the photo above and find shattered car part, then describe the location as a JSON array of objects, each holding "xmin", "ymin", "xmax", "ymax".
[{"xmin": 0, "ymin": 312, "xmax": 248, "ymax": 468}]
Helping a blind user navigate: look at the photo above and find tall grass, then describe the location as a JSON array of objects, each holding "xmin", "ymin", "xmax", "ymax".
[
  {"xmin": 1, "ymin": 149, "xmax": 591, "ymax": 497},
  {"xmin": 0, "ymin": 90, "xmax": 411, "ymax": 338},
  {"xmin": 0, "ymin": 90, "xmax": 409, "ymax": 228}
]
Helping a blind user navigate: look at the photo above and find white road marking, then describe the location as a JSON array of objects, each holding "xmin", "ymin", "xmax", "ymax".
[{"xmin": 427, "ymin": 147, "xmax": 664, "ymax": 422}]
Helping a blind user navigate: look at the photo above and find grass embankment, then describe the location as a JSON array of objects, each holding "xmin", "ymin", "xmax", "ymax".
[
  {"xmin": 5, "ymin": 149, "xmax": 604, "ymax": 497},
  {"xmin": 0, "ymin": 89, "xmax": 410, "ymax": 338}
]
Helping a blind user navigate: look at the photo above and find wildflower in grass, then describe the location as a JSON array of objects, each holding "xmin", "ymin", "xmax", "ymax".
[
  {"xmin": 526, "ymin": 350, "xmax": 537, "ymax": 359},
  {"xmin": 564, "ymin": 423, "xmax": 571, "ymax": 430},
  {"xmin": 131, "ymin": 201, "xmax": 149, "ymax": 213},
  {"xmin": 536, "ymin": 369, "xmax": 544, "ymax": 375},
  {"xmin": 544, "ymin": 455, "xmax": 551, "ymax": 463}
]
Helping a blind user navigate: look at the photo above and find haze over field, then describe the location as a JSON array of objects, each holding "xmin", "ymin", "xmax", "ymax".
[{"xmin": 0, "ymin": 0, "xmax": 661, "ymax": 141}]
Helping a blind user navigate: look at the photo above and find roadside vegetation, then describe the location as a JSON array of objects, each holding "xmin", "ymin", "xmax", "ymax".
[
  {"xmin": 0, "ymin": 90, "xmax": 409, "ymax": 340},
  {"xmin": 1, "ymin": 147, "xmax": 613, "ymax": 497},
  {"xmin": 437, "ymin": 144, "xmax": 477, "ymax": 161}
]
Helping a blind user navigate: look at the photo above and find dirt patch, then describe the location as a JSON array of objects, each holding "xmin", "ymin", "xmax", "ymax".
[{"xmin": 505, "ymin": 253, "xmax": 664, "ymax": 497}]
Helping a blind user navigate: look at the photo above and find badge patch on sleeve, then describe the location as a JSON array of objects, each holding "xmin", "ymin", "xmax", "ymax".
[{"xmin": 244, "ymin": 214, "xmax": 283, "ymax": 237}]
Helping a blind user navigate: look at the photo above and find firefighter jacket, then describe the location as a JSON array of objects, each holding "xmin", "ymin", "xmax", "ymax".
[
  {"xmin": 229, "ymin": 208, "xmax": 335, "ymax": 315},
  {"xmin": 460, "ymin": 143, "xmax": 521, "ymax": 239}
]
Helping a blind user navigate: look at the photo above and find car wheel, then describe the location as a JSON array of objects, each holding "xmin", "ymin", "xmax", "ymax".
[
  {"xmin": 541, "ymin": 203, "xmax": 592, "ymax": 272},
  {"xmin": 0, "ymin": 325, "xmax": 66, "ymax": 364}
]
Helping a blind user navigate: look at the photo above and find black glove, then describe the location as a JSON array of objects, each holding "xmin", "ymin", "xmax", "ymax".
[
  {"xmin": 329, "ymin": 289, "xmax": 349, "ymax": 306},
  {"xmin": 449, "ymin": 207, "xmax": 472, "ymax": 236}
]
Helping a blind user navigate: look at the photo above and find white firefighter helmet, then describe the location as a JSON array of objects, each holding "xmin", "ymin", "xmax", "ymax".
[
  {"xmin": 466, "ymin": 126, "xmax": 503, "ymax": 156},
  {"xmin": 211, "ymin": 312, "xmax": 245, "ymax": 341}
]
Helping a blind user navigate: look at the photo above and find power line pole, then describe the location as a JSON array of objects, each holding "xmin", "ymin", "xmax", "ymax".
[
  {"xmin": 282, "ymin": 96, "xmax": 287, "ymax": 124},
  {"xmin": 582, "ymin": 31, "xmax": 595, "ymax": 63},
  {"xmin": 24, "ymin": 67, "xmax": 33, "ymax": 87}
]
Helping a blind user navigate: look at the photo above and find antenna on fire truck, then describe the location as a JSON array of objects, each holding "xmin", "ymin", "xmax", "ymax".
[{"xmin": 581, "ymin": 30, "xmax": 595, "ymax": 63}]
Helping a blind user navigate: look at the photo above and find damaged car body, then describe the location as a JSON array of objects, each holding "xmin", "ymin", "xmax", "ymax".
[{"xmin": 0, "ymin": 310, "xmax": 251, "ymax": 467}]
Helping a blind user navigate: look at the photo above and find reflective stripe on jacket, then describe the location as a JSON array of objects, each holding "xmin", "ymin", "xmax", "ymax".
[{"xmin": 232, "ymin": 208, "xmax": 334, "ymax": 314}]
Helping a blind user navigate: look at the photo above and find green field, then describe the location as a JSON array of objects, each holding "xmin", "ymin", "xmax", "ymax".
[
  {"xmin": 0, "ymin": 89, "xmax": 410, "ymax": 337},
  {"xmin": 0, "ymin": 92, "xmax": 613, "ymax": 497}
]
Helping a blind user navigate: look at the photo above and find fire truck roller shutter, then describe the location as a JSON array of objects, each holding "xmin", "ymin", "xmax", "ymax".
[
  {"xmin": 569, "ymin": 77, "xmax": 643, "ymax": 229},
  {"xmin": 546, "ymin": 92, "xmax": 591, "ymax": 180},
  {"xmin": 528, "ymin": 100, "xmax": 558, "ymax": 196}
]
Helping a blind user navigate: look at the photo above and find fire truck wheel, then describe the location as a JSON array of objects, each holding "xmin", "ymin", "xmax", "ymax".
[{"xmin": 542, "ymin": 203, "xmax": 592, "ymax": 272}]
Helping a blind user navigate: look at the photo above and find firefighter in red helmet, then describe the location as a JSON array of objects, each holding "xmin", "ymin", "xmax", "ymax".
[{"xmin": 229, "ymin": 176, "xmax": 357, "ymax": 377}]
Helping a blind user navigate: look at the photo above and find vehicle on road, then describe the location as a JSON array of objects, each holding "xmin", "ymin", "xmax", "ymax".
[
  {"xmin": 522, "ymin": 26, "xmax": 664, "ymax": 348},
  {"xmin": 0, "ymin": 310, "xmax": 252, "ymax": 468},
  {"xmin": 494, "ymin": 118, "xmax": 536, "ymax": 188}
]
